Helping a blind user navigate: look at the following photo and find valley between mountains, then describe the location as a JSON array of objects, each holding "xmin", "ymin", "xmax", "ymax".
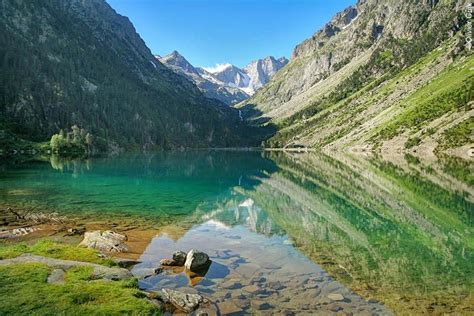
[
  {"xmin": 0, "ymin": 0, "xmax": 473, "ymax": 315},
  {"xmin": 1, "ymin": 0, "xmax": 472, "ymax": 160}
]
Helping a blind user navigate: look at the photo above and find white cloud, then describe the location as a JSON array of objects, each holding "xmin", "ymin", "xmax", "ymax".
[{"xmin": 202, "ymin": 63, "xmax": 232, "ymax": 73}]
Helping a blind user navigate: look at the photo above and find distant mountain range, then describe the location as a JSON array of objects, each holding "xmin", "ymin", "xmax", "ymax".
[{"xmin": 156, "ymin": 52, "xmax": 288, "ymax": 105}]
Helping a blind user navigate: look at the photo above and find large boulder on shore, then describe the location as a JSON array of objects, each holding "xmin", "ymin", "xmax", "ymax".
[
  {"xmin": 79, "ymin": 230, "xmax": 128, "ymax": 253},
  {"xmin": 184, "ymin": 249, "xmax": 211, "ymax": 272}
]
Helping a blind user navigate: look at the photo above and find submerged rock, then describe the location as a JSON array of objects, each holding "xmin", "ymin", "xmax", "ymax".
[
  {"xmin": 218, "ymin": 301, "xmax": 243, "ymax": 315},
  {"xmin": 112, "ymin": 257, "xmax": 141, "ymax": 269},
  {"xmin": 251, "ymin": 300, "xmax": 272, "ymax": 310},
  {"xmin": 160, "ymin": 250, "xmax": 188, "ymax": 267},
  {"xmin": 328, "ymin": 293, "xmax": 345, "ymax": 301},
  {"xmin": 79, "ymin": 230, "xmax": 128, "ymax": 253},
  {"xmin": 185, "ymin": 249, "xmax": 211, "ymax": 272},
  {"xmin": 242, "ymin": 284, "xmax": 262, "ymax": 294},
  {"xmin": 220, "ymin": 279, "xmax": 242, "ymax": 289},
  {"xmin": 161, "ymin": 288, "xmax": 205, "ymax": 313},
  {"xmin": 133, "ymin": 267, "xmax": 163, "ymax": 279},
  {"xmin": 160, "ymin": 258, "xmax": 177, "ymax": 266},
  {"xmin": 328, "ymin": 303, "xmax": 343, "ymax": 312}
]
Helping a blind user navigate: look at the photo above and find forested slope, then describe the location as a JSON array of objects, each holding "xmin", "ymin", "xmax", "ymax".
[{"xmin": 0, "ymin": 0, "xmax": 268, "ymax": 151}]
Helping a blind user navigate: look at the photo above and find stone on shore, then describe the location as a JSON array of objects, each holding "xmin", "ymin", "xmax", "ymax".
[
  {"xmin": 79, "ymin": 230, "xmax": 128, "ymax": 253},
  {"xmin": 161, "ymin": 288, "xmax": 205, "ymax": 313},
  {"xmin": 47, "ymin": 268, "xmax": 66, "ymax": 284},
  {"xmin": 66, "ymin": 227, "xmax": 86, "ymax": 236},
  {"xmin": 185, "ymin": 249, "xmax": 211, "ymax": 272}
]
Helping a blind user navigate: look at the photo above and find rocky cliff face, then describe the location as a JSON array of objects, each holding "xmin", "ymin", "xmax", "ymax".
[
  {"xmin": 0, "ymin": 0, "xmax": 264, "ymax": 149},
  {"xmin": 244, "ymin": 56, "xmax": 289, "ymax": 94},
  {"xmin": 239, "ymin": 0, "xmax": 471, "ymax": 161},
  {"xmin": 205, "ymin": 64, "xmax": 251, "ymax": 89},
  {"xmin": 200, "ymin": 57, "xmax": 288, "ymax": 96}
]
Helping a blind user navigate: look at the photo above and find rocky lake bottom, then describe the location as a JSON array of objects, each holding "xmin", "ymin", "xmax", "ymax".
[{"xmin": 135, "ymin": 220, "xmax": 390, "ymax": 315}]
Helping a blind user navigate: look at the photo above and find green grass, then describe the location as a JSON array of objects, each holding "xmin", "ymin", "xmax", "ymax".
[
  {"xmin": 0, "ymin": 240, "xmax": 115, "ymax": 266},
  {"xmin": 0, "ymin": 240, "xmax": 160, "ymax": 315},
  {"xmin": 0, "ymin": 263, "xmax": 159, "ymax": 315},
  {"xmin": 267, "ymin": 37, "xmax": 467, "ymax": 149},
  {"xmin": 377, "ymin": 55, "xmax": 474, "ymax": 141},
  {"xmin": 438, "ymin": 118, "xmax": 474, "ymax": 150}
]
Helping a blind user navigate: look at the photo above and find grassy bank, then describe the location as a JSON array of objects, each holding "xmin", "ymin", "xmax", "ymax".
[{"xmin": 0, "ymin": 240, "xmax": 161, "ymax": 315}]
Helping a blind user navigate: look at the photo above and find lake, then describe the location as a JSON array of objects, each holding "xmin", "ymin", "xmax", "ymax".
[{"xmin": 0, "ymin": 151, "xmax": 472, "ymax": 314}]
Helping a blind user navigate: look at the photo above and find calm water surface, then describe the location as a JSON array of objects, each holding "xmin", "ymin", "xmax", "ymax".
[{"xmin": 0, "ymin": 151, "xmax": 472, "ymax": 314}]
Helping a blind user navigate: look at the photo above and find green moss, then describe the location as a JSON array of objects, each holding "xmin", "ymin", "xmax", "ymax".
[
  {"xmin": 0, "ymin": 263, "xmax": 160, "ymax": 315},
  {"xmin": 0, "ymin": 240, "xmax": 115, "ymax": 266}
]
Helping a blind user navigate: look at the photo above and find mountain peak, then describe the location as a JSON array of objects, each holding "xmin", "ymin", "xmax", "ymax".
[
  {"xmin": 159, "ymin": 50, "xmax": 199, "ymax": 76},
  {"xmin": 170, "ymin": 50, "xmax": 181, "ymax": 57}
]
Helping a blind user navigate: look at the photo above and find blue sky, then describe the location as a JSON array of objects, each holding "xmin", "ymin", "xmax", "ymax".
[{"xmin": 106, "ymin": 0, "xmax": 355, "ymax": 68}]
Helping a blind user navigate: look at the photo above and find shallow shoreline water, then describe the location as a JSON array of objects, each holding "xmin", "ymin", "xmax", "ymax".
[{"xmin": 135, "ymin": 220, "xmax": 391, "ymax": 315}]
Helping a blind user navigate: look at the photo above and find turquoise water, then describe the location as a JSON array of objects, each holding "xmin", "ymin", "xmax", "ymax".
[
  {"xmin": 0, "ymin": 152, "xmax": 277, "ymax": 219},
  {"xmin": 0, "ymin": 151, "xmax": 472, "ymax": 313}
]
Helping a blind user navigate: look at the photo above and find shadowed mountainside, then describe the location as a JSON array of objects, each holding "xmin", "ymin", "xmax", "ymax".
[{"xmin": 0, "ymin": 0, "xmax": 271, "ymax": 151}]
